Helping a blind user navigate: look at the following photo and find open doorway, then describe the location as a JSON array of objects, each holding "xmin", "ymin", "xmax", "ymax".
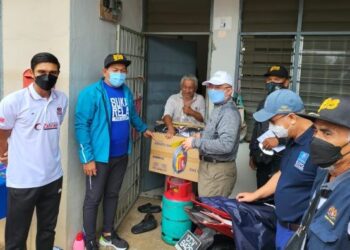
[
  {"xmin": 140, "ymin": 0, "xmax": 211, "ymax": 194},
  {"xmin": 141, "ymin": 34, "xmax": 210, "ymax": 193}
]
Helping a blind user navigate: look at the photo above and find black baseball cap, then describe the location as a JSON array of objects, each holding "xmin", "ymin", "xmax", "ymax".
[
  {"xmin": 264, "ymin": 65, "xmax": 289, "ymax": 78},
  {"xmin": 299, "ymin": 96, "xmax": 350, "ymax": 129},
  {"xmin": 104, "ymin": 53, "xmax": 131, "ymax": 68}
]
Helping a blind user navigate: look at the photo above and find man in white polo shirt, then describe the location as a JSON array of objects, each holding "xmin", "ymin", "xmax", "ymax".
[{"xmin": 0, "ymin": 52, "xmax": 68, "ymax": 250}]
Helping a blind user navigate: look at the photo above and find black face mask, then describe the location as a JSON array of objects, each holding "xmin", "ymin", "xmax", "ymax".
[
  {"xmin": 265, "ymin": 82, "xmax": 284, "ymax": 94},
  {"xmin": 310, "ymin": 137, "xmax": 349, "ymax": 168},
  {"xmin": 35, "ymin": 74, "xmax": 58, "ymax": 91}
]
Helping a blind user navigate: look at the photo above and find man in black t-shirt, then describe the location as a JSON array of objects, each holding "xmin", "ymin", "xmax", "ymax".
[{"xmin": 249, "ymin": 65, "xmax": 290, "ymax": 188}]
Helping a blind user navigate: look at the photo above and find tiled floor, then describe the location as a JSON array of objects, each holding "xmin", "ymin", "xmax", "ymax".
[
  {"xmin": 112, "ymin": 196, "xmax": 174, "ymax": 250},
  {"xmin": 0, "ymin": 196, "xmax": 176, "ymax": 250}
]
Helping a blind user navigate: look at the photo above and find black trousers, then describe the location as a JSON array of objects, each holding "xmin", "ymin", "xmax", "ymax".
[
  {"xmin": 5, "ymin": 177, "xmax": 63, "ymax": 250},
  {"xmin": 83, "ymin": 155, "xmax": 128, "ymax": 242},
  {"xmin": 255, "ymin": 156, "xmax": 281, "ymax": 189}
]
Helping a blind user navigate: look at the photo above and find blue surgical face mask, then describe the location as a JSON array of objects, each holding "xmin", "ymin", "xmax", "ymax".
[
  {"xmin": 109, "ymin": 72, "xmax": 126, "ymax": 87},
  {"xmin": 208, "ymin": 89, "xmax": 225, "ymax": 104}
]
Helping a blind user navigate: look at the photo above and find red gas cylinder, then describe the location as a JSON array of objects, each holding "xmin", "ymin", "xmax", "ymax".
[
  {"xmin": 164, "ymin": 176, "xmax": 194, "ymax": 202},
  {"xmin": 162, "ymin": 176, "xmax": 194, "ymax": 245}
]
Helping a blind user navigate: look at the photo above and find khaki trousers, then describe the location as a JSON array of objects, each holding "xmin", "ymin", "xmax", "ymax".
[{"xmin": 198, "ymin": 160, "xmax": 237, "ymax": 197}]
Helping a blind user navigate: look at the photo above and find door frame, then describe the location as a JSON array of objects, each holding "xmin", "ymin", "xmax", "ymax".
[
  {"xmin": 138, "ymin": 32, "xmax": 212, "ymax": 193},
  {"xmin": 143, "ymin": 32, "xmax": 212, "ymax": 120},
  {"xmin": 114, "ymin": 24, "xmax": 146, "ymax": 226}
]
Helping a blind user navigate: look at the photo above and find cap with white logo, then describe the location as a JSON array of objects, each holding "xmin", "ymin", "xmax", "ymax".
[{"xmin": 253, "ymin": 89, "xmax": 304, "ymax": 122}]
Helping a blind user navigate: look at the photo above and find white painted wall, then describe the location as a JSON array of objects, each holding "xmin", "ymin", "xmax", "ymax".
[
  {"xmin": 68, "ymin": 0, "xmax": 143, "ymax": 248},
  {"xmin": 210, "ymin": 0, "xmax": 239, "ymax": 79},
  {"xmin": 211, "ymin": 0, "xmax": 257, "ymax": 195},
  {"xmin": 68, "ymin": 0, "xmax": 120, "ymax": 248},
  {"xmin": 119, "ymin": 0, "xmax": 143, "ymax": 32},
  {"xmin": 0, "ymin": 0, "xmax": 253, "ymax": 247},
  {"xmin": 0, "ymin": 0, "xmax": 143, "ymax": 248},
  {"xmin": 1, "ymin": 0, "xmax": 70, "ymax": 248}
]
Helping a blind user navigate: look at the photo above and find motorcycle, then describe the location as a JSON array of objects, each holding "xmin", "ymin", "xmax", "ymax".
[{"xmin": 185, "ymin": 197, "xmax": 276, "ymax": 250}]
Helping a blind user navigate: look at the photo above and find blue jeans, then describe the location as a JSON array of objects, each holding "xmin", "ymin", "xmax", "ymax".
[{"xmin": 276, "ymin": 221, "xmax": 295, "ymax": 250}]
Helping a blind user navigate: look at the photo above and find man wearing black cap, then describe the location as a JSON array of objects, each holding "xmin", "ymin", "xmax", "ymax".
[
  {"xmin": 249, "ymin": 65, "xmax": 290, "ymax": 188},
  {"xmin": 75, "ymin": 53, "xmax": 152, "ymax": 249},
  {"xmin": 286, "ymin": 97, "xmax": 350, "ymax": 249}
]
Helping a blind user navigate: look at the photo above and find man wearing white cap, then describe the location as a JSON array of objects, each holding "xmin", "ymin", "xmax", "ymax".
[{"xmin": 182, "ymin": 71, "xmax": 241, "ymax": 197}]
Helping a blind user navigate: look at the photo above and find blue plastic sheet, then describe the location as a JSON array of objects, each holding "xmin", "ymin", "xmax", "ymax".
[{"xmin": 200, "ymin": 197, "xmax": 276, "ymax": 250}]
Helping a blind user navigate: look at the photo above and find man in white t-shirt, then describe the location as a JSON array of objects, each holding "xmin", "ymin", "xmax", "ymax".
[
  {"xmin": 162, "ymin": 74, "xmax": 205, "ymax": 138},
  {"xmin": 0, "ymin": 52, "xmax": 68, "ymax": 249}
]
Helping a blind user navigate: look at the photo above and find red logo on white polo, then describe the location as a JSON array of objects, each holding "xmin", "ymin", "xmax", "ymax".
[{"xmin": 34, "ymin": 122, "xmax": 58, "ymax": 130}]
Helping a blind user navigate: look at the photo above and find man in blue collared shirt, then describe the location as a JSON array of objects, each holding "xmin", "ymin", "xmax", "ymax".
[
  {"xmin": 237, "ymin": 89, "xmax": 318, "ymax": 249},
  {"xmin": 289, "ymin": 96, "xmax": 350, "ymax": 249}
]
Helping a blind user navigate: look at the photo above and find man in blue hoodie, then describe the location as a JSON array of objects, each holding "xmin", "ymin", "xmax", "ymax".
[{"xmin": 75, "ymin": 53, "xmax": 152, "ymax": 250}]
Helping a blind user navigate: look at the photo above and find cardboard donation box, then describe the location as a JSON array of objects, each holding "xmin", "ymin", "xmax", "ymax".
[{"xmin": 149, "ymin": 132, "xmax": 200, "ymax": 182}]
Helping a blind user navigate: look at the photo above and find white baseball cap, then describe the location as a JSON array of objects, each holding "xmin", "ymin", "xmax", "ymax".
[{"xmin": 202, "ymin": 71, "xmax": 233, "ymax": 86}]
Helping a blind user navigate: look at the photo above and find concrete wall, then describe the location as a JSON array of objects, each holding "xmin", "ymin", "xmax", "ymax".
[
  {"xmin": 67, "ymin": 0, "xmax": 143, "ymax": 248},
  {"xmin": 67, "ymin": 0, "xmax": 120, "ymax": 248},
  {"xmin": 120, "ymin": 0, "xmax": 143, "ymax": 32},
  {"xmin": 211, "ymin": 0, "xmax": 256, "ymax": 195},
  {"xmin": 210, "ymin": 0, "xmax": 239, "ymax": 79},
  {"xmin": 145, "ymin": 0, "xmax": 211, "ymax": 32},
  {"xmin": 0, "ymin": 0, "xmax": 70, "ymax": 248},
  {"xmin": 0, "ymin": 0, "xmax": 143, "ymax": 248},
  {"xmin": 0, "ymin": 0, "xmax": 254, "ymax": 247}
]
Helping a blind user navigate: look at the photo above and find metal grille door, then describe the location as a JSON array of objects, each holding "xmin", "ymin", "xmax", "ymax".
[{"xmin": 115, "ymin": 25, "xmax": 145, "ymax": 225}]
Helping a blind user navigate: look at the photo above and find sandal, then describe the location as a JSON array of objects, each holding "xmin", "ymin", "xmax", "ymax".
[
  {"xmin": 137, "ymin": 203, "xmax": 161, "ymax": 213},
  {"xmin": 131, "ymin": 213, "xmax": 157, "ymax": 234}
]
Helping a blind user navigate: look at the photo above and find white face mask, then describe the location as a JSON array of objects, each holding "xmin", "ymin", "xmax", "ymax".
[{"xmin": 269, "ymin": 123, "xmax": 289, "ymax": 138}]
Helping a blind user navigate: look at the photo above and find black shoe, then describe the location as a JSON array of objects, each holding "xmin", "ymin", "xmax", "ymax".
[
  {"xmin": 137, "ymin": 203, "xmax": 161, "ymax": 213},
  {"xmin": 131, "ymin": 213, "xmax": 158, "ymax": 234},
  {"xmin": 85, "ymin": 240, "xmax": 99, "ymax": 250},
  {"xmin": 99, "ymin": 231, "xmax": 129, "ymax": 250}
]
